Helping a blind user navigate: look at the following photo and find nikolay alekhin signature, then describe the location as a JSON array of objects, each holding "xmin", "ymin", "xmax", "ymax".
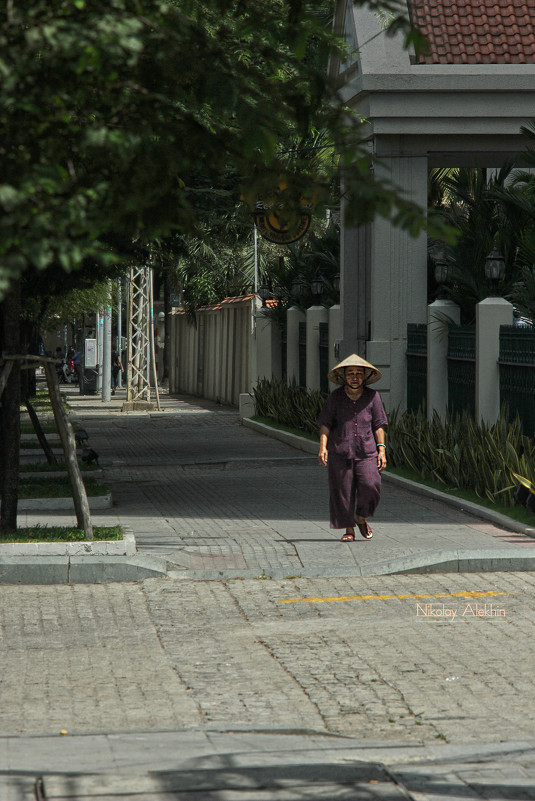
[{"xmin": 416, "ymin": 602, "xmax": 507, "ymax": 622}]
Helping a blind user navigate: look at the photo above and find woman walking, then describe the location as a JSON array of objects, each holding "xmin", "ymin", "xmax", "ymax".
[{"xmin": 317, "ymin": 354, "xmax": 387, "ymax": 541}]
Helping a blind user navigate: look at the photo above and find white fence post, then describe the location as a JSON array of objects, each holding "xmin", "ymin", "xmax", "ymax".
[
  {"xmin": 476, "ymin": 297, "xmax": 513, "ymax": 424},
  {"xmin": 286, "ymin": 306, "xmax": 306, "ymax": 385},
  {"xmin": 306, "ymin": 305, "xmax": 329, "ymax": 390},
  {"xmin": 328, "ymin": 304, "xmax": 341, "ymax": 387},
  {"xmin": 427, "ymin": 299, "xmax": 460, "ymax": 420}
]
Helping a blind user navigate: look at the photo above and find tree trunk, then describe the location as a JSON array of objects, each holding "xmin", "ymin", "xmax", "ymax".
[
  {"xmin": 0, "ymin": 284, "xmax": 21, "ymax": 534},
  {"xmin": 44, "ymin": 362, "xmax": 93, "ymax": 539},
  {"xmin": 0, "ymin": 361, "xmax": 13, "ymax": 399}
]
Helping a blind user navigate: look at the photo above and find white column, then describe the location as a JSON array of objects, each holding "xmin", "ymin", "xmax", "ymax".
[
  {"xmin": 286, "ymin": 305, "xmax": 305, "ymax": 385},
  {"xmin": 427, "ymin": 299, "xmax": 460, "ymax": 420},
  {"xmin": 476, "ymin": 297, "xmax": 513, "ymax": 424},
  {"xmin": 340, "ymin": 153, "xmax": 429, "ymax": 413},
  {"xmin": 306, "ymin": 305, "xmax": 329, "ymax": 390},
  {"xmin": 102, "ymin": 304, "xmax": 112, "ymax": 402},
  {"xmin": 96, "ymin": 312, "xmax": 103, "ymax": 392},
  {"xmin": 255, "ymin": 313, "xmax": 281, "ymax": 382},
  {"xmin": 328, "ymin": 304, "xmax": 341, "ymax": 368}
]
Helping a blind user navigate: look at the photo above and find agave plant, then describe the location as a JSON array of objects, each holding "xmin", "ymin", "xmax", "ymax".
[{"xmin": 388, "ymin": 405, "xmax": 535, "ymax": 507}]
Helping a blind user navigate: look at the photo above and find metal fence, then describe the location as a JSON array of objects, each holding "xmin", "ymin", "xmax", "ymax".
[
  {"xmin": 280, "ymin": 319, "xmax": 287, "ymax": 381},
  {"xmin": 499, "ymin": 324, "xmax": 535, "ymax": 437},
  {"xmin": 319, "ymin": 322, "xmax": 329, "ymax": 394},
  {"xmin": 406, "ymin": 323, "xmax": 427, "ymax": 412},
  {"xmin": 447, "ymin": 325, "xmax": 475, "ymax": 417},
  {"xmin": 298, "ymin": 321, "xmax": 306, "ymax": 388}
]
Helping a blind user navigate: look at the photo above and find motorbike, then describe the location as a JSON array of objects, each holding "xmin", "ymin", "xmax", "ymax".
[{"xmin": 56, "ymin": 358, "xmax": 77, "ymax": 384}]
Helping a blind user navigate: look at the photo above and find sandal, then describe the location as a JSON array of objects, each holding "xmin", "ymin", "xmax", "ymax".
[
  {"xmin": 341, "ymin": 532, "xmax": 355, "ymax": 542},
  {"xmin": 356, "ymin": 520, "xmax": 373, "ymax": 539}
]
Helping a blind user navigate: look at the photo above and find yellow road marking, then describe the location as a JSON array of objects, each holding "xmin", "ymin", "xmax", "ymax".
[{"xmin": 278, "ymin": 590, "xmax": 511, "ymax": 604}]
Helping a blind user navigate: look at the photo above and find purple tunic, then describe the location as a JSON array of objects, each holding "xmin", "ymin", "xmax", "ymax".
[{"xmin": 317, "ymin": 386, "xmax": 388, "ymax": 529}]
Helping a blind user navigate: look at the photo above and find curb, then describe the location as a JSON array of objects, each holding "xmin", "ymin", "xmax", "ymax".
[
  {"xmin": 16, "ymin": 493, "xmax": 112, "ymax": 511},
  {"xmin": 0, "ymin": 529, "xmax": 137, "ymax": 557},
  {"xmin": 242, "ymin": 418, "xmax": 318, "ymax": 454},
  {"xmin": 242, "ymin": 417, "xmax": 535, "ymax": 538},
  {"xmin": 0, "ymin": 529, "xmax": 168, "ymax": 584},
  {"xmin": 0, "ymin": 554, "xmax": 167, "ymax": 584},
  {"xmin": 382, "ymin": 472, "xmax": 535, "ymax": 538},
  {"xmin": 167, "ymin": 547, "xmax": 535, "ymax": 581}
]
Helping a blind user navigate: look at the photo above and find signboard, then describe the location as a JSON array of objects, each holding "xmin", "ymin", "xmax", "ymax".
[
  {"xmin": 84, "ymin": 338, "xmax": 97, "ymax": 368},
  {"xmin": 242, "ymin": 177, "xmax": 320, "ymax": 244}
]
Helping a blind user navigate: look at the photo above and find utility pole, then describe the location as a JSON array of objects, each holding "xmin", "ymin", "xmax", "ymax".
[
  {"xmin": 122, "ymin": 263, "xmax": 160, "ymax": 411},
  {"xmin": 102, "ymin": 282, "xmax": 112, "ymax": 403}
]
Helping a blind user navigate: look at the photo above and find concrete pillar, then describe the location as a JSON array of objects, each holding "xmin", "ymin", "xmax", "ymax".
[
  {"xmin": 340, "ymin": 153, "xmax": 429, "ymax": 412},
  {"xmin": 426, "ymin": 299, "xmax": 460, "ymax": 420},
  {"xmin": 476, "ymin": 297, "xmax": 513, "ymax": 424},
  {"xmin": 286, "ymin": 305, "xmax": 306, "ymax": 385},
  {"xmin": 328, "ymin": 304, "xmax": 341, "ymax": 389},
  {"xmin": 306, "ymin": 305, "xmax": 329, "ymax": 390},
  {"xmin": 255, "ymin": 312, "xmax": 282, "ymax": 382}
]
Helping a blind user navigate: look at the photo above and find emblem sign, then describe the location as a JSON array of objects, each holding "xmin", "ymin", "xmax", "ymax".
[{"xmin": 243, "ymin": 179, "xmax": 318, "ymax": 244}]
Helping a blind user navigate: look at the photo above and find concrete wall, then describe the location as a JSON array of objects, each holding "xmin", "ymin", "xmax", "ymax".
[
  {"xmin": 168, "ymin": 296, "xmax": 254, "ymax": 407},
  {"xmin": 256, "ymin": 312, "xmax": 282, "ymax": 382}
]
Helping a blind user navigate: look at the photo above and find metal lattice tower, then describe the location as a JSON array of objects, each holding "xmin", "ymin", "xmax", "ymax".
[{"xmin": 126, "ymin": 264, "xmax": 152, "ymax": 404}]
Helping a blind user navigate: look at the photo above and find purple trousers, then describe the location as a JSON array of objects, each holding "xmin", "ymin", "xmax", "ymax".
[{"xmin": 327, "ymin": 455, "xmax": 381, "ymax": 529}]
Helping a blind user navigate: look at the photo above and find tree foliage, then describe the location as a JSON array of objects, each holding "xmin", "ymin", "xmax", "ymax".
[
  {"xmin": 428, "ymin": 165, "xmax": 528, "ymax": 322},
  {"xmin": 0, "ymin": 0, "xmax": 443, "ymax": 299}
]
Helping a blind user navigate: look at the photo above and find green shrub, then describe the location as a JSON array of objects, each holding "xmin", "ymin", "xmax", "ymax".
[
  {"xmin": 253, "ymin": 378, "xmax": 325, "ymax": 435},
  {"xmin": 388, "ymin": 406, "xmax": 535, "ymax": 507},
  {"xmin": 253, "ymin": 379, "xmax": 535, "ymax": 508}
]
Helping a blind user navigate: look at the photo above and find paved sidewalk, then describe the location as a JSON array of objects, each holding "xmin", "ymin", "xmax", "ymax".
[
  {"xmin": 4, "ymin": 731, "xmax": 535, "ymax": 800},
  {"xmin": 16, "ymin": 383, "xmax": 535, "ymax": 580},
  {"xmin": 6, "ymin": 385, "xmax": 535, "ymax": 799}
]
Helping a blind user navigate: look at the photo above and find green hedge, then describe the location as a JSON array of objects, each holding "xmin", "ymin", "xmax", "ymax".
[
  {"xmin": 253, "ymin": 378, "xmax": 325, "ymax": 436},
  {"xmin": 387, "ymin": 406, "xmax": 535, "ymax": 507},
  {"xmin": 252, "ymin": 379, "xmax": 535, "ymax": 508}
]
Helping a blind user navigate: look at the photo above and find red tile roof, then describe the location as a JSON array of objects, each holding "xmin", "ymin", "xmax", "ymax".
[
  {"xmin": 409, "ymin": 0, "xmax": 535, "ymax": 64},
  {"xmin": 171, "ymin": 295, "xmax": 256, "ymax": 315}
]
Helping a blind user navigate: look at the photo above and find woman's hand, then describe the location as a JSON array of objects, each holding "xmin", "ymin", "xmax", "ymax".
[
  {"xmin": 318, "ymin": 426, "xmax": 329, "ymax": 467},
  {"xmin": 318, "ymin": 446, "xmax": 328, "ymax": 467},
  {"xmin": 377, "ymin": 448, "xmax": 387, "ymax": 472}
]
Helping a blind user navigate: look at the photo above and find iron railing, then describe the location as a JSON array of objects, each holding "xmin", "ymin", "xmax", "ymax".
[
  {"xmin": 447, "ymin": 325, "xmax": 475, "ymax": 417},
  {"xmin": 319, "ymin": 322, "xmax": 329, "ymax": 394},
  {"xmin": 499, "ymin": 324, "xmax": 535, "ymax": 437},
  {"xmin": 406, "ymin": 323, "xmax": 427, "ymax": 412},
  {"xmin": 298, "ymin": 321, "xmax": 306, "ymax": 388},
  {"xmin": 280, "ymin": 319, "xmax": 287, "ymax": 381}
]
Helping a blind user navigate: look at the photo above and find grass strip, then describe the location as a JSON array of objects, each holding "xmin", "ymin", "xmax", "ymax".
[
  {"xmin": 20, "ymin": 423, "xmax": 58, "ymax": 435},
  {"xmin": 18, "ymin": 476, "xmax": 108, "ymax": 498},
  {"xmin": 0, "ymin": 525, "xmax": 123, "ymax": 543}
]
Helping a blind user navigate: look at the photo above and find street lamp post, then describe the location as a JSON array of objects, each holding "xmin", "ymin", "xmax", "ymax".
[
  {"xmin": 310, "ymin": 274, "xmax": 324, "ymax": 304},
  {"xmin": 485, "ymin": 246, "xmax": 505, "ymax": 297},
  {"xmin": 434, "ymin": 259, "xmax": 449, "ymax": 300},
  {"xmin": 291, "ymin": 277, "xmax": 305, "ymax": 302}
]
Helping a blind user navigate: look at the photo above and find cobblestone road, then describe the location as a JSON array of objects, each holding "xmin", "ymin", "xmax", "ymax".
[{"xmin": 1, "ymin": 571, "xmax": 534, "ymax": 745}]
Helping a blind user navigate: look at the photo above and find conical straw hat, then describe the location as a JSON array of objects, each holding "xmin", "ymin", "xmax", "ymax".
[{"xmin": 327, "ymin": 353, "xmax": 382, "ymax": 386}]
